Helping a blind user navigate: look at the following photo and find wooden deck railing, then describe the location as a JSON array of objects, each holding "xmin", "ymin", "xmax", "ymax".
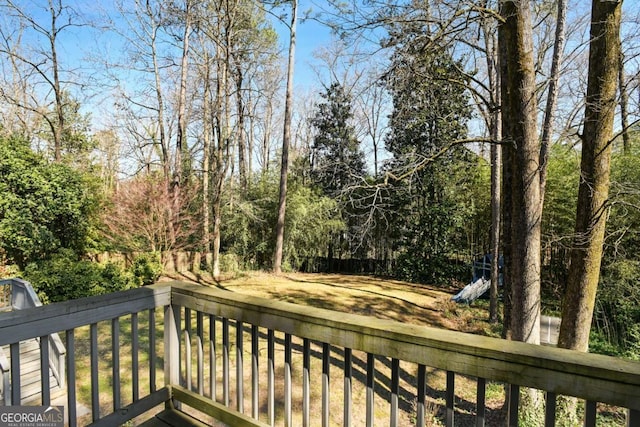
[
  {"xmin": 0, "ymin": 279, "xmax": 66, "ymax": 404},
  {"xmin": 0, "ymin": 280, "xmax": 638, "ymax": 426}
]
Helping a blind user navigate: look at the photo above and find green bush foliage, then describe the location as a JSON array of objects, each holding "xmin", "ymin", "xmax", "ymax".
[
  {"xmin": 0, "ymin": 137, "xmax": 99, "ymax": 268},
  {"xmin": 221, "ymin": 173, "xmax": 344, "ymax": 271},
  {"xmin": 23, "ymin": 250, "xmax": 136, "ymax": 303},
  {"xmin": 592, "ymin": 260, "xmax": 640, "ymax": 358},
  {"xmin": 132, "ymin": 252, "xmax": 163, "ymax": 286}
]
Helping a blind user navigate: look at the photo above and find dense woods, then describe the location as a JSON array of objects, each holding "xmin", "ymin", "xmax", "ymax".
[{"xmin": 0, "ymin": 0, "xmax": 638, "ymax": 372}]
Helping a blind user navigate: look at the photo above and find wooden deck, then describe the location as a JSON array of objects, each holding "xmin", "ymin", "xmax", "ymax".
[
  {"xmin": 138, "ymin": 409, "xmax": 212, "ymax": 427},
  {"xmin": 1, "ymin": 338, "xmax": 62, "ymax": 404}
]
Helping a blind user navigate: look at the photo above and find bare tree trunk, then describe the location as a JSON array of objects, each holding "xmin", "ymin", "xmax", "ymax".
[
  {"xmin": 619, "ymin": 50, "xmax": 631, "ymax": 153},
  {"xmin": 498, "ymin": 26, "xmax": 512, "ymax": 338},
  {"xmin": 147, "ymin": 2, "xmax": 169, "ymax": 181},
  {"xmin": 202, "ymin": 60, "xmax": 211, "ymax": 253},
  {"xmin": 175, "ymin": 1, "xmax": 192, "ymax": 185},
  {"xmin": 262, "ymin": 99, "xmax": 273, "ymax": 174},
  {"xmin": 481, "ymin": 9, "xmax": 501, "ymax": 324},
  {"xmin": 500, "ymin": 0, "xmax": 541, "ymax": 346},
  {"xmin": 558, "ymin": 0, "xmax": 621, "ymax": 353},
  {"xmin": 235, "ymin": 65, "xmax": 248, "ymax": 190},
  {"xmin": 273, "ymin": 0, "xmax": 297, "ymax": 274},
  {"xmin": 211, "ymin": 37, "xmax": 231, "ymax": 280},
  {"xmin": 539, "ymin": 0, "xmax": 567, "ymax": 204},
  {"xmin": 50, "ymin": 11, "xmax": 63, "ymax": 163},
  {"xmin": 489, "ymin": 114, "xmax": 501, "ymax": 324}
]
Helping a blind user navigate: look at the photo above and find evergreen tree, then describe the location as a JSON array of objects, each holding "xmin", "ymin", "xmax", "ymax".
[
  {"xmin": 382, "ymin": 16, "xmax": 477, "ymax": 284},
  {"xmin": 310, "ymin": 82, "xmax": 366, "ymax": 197},
  {"xmin": 310, "ymin": 82, "xmax": 367, "ymax": 258}
]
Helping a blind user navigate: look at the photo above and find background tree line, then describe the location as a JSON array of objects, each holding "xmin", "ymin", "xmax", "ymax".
[{"xmin": 0, "ymin": 0, "xmax": 639, "ymax": 366}]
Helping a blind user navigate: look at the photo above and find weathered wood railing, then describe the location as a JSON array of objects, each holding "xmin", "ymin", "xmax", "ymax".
[
  {"xmin": 0, "ymin": 279, "xmax": 66, "ymax": 404},
  {"xmin": 0, "ymin": 280, "xmax": 638, "ymax": 426}
]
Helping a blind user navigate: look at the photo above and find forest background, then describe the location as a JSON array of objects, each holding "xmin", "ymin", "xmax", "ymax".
[{"xmin": 0, "ymin": 0, "xmax": 639, "ymax": 360}]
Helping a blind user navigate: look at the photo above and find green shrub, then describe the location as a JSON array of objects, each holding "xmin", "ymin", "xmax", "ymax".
[
  {"xmin": 219, "ymin": 253, "xmax": 241, "ymax": 275},
  {"xmin": 23, "ymin": 250, "xmax": 137, "ymax": 302},
  {"xmin": 132, "ymin": 252, "xmax": 163, "ymax": 286},
  {"xmin": 592, "ymin": 260, "xmax": 640, "ymax": 358}
]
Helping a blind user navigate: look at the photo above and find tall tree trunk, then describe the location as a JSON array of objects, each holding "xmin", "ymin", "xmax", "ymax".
[
  {"xmin": 211, "ymin": 36, "xmax": 231, "ymax": 280},
  {"xmin": 235, "ymin": 65, "xmax": 248, "ymax": 190},
  {"xmin": 489, "ymin": 114, "xmax": 501, "ymax": 324},
  {"xmin": 202, "ymin": 59, "xmax": 211, "ymax": 254},
  {"xmin": 273, "ymin": 0, "xmax": 297, "ymax": 274},
  {"xmin": 539, "ymin": 0, "xmax": 567, "ymax": 204},
  {"xmin": 558, "ymin": 0, "xmax": 622, "ymax": 353},
  {"xmin": 175, "ymin": 1, "xmax": 192, "ymax": 186},
  {"xmin": 500, "ymin": 0, "xmax": 541, "ymax": 345},
  {"xmin": 147, "ymin": 2, "xmax": 169, "ymax": 181},
  {"xmin": 482, "ymin": 10, "xmax": 501, "ymax": 324},
  {"xmin": 49, "ymin": 1, "xmax": 63, "ymax": 162},
  {"xmin": 262, "ymin": 99, "xmax": 273, "ymax": 174},
  {"xmin": 619, "ymin": 50, "xmax": 631, "ymax": 153}
]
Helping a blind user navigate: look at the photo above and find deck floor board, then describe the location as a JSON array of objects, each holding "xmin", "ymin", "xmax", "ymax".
[{"xmin": 138, "ymin": 409, "xmax": 215, "ymax": 427}]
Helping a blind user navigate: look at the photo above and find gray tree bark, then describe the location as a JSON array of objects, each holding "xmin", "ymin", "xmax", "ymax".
[
  {"xmin": 273, "ymin": 0, "xmax": 297, "ymax": 274},
  {"xmin": 558, "ymin": 0, "xmax": 622, "ymax": 353}
]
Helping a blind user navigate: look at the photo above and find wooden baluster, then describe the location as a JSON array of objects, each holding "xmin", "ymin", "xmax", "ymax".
[
  {"xmin": 417, "ymin": 364, "xmax": 426, "ymax": 427},
  {"xmin": 66, "ymin": 330, "xmax": 77, "ymax": 427},
  {"xmin": 390, "ymin": 358, "xmax": 399, "ymax": 427},
  {"xmin": 303, "ymin": 338, "xmax": 310, "ymax": 427},
  {"xmin": 149, "ymin": 308, "xmax": 156, "ymax": 393},
  {"xmin": 446, "ymin": 371, "xmax": 455, "ymax": 427},
  {"xmin": 132, "ymin": 313, "xmax": 139, "ymax": 402},
  {"xmin": 164, "ymin": 304, "xmax": 181, "ymax": 398},
  {"xmin": 322, "ymin": 342, "xmax": 330, "ymax": 427},
  {"xmin": 40, "ymin": 334, "xmax": 50, "ymax": 406},
  {"xmin": 366, "ymin": 353, "xmax": 375, "ymax": 427},
  {"xmin": 185, "ymin": 308, "xmax": 192, "ymax": 391},
  {"xmin": 90, "ymin": 323, "xmax": 99, "ymax": 421},
  {"xmin": 197, "ymin": 312, "xmax": 204, "ymax": 395},
  {"xmin": 112, "ymin": 318, "xmax": 120, "ymax": 411},
  {"xmin": 344, "ymin": 348, "xmax": 352, "ymax": 427},
  {"xmin": 584, "ymin": 401, "xmax": 597, "ymax": 427},
  {"xmin": 285, "ymin": 333, "xmax": 292, "ymax": 427},
  {"xmin": 508, "ymin": 384, "xmax": 520, "ymax": 427},
  {"xmin": 236, "ymin": 320, "xmax": 244, "ymax": 413},
  {"xmin": 476, "ymin": 377, "xmax": 486, "ymax": 427},
  {"xmin": 251, "ymin": 325, "xmax": 259, "ymax": 420},
  {"xmin": 268, "ymin": 329, "xmax": 275, "ymax": 426},
  {"xmin": 545, "ymin": 392, "xmax": 556, "ymax": 427},
  {"xmin": 10, "ymin": 342, "xmax": 20, "ymax": 405},
  {"xmin": 629, "ymin": 409, "xmax": 640, "ymax": 427},
  {"xmin": 209, "ymin": 315, "xmax": 216, "ymax": 401},
  {"xmin": 223, "ymin": 317, "xmax": 230, "ymax": 406}
]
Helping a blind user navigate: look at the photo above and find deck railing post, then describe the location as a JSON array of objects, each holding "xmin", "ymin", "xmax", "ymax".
[{"xmin": 164, "ymin": 303, "xmax": 181, "ymax": 399}]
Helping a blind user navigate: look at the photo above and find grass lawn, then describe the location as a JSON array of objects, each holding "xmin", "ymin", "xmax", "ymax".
[{"xmin": 165, "ymin": 271, "xmax": 499, "ymax": 336}]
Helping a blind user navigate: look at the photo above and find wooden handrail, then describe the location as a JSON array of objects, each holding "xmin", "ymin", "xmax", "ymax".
[
  {"xmin": 0, "ymin": 279, "xmax": 68, "ymax": 390},
  {"xmin": 169, "ymin": 281, "xmax": 640, "ymax": 412}
]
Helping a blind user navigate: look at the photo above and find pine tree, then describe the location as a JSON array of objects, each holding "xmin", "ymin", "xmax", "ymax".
[{"xmin": 310, "ymin": 82, "xmax": 365, "ymax": 197}]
